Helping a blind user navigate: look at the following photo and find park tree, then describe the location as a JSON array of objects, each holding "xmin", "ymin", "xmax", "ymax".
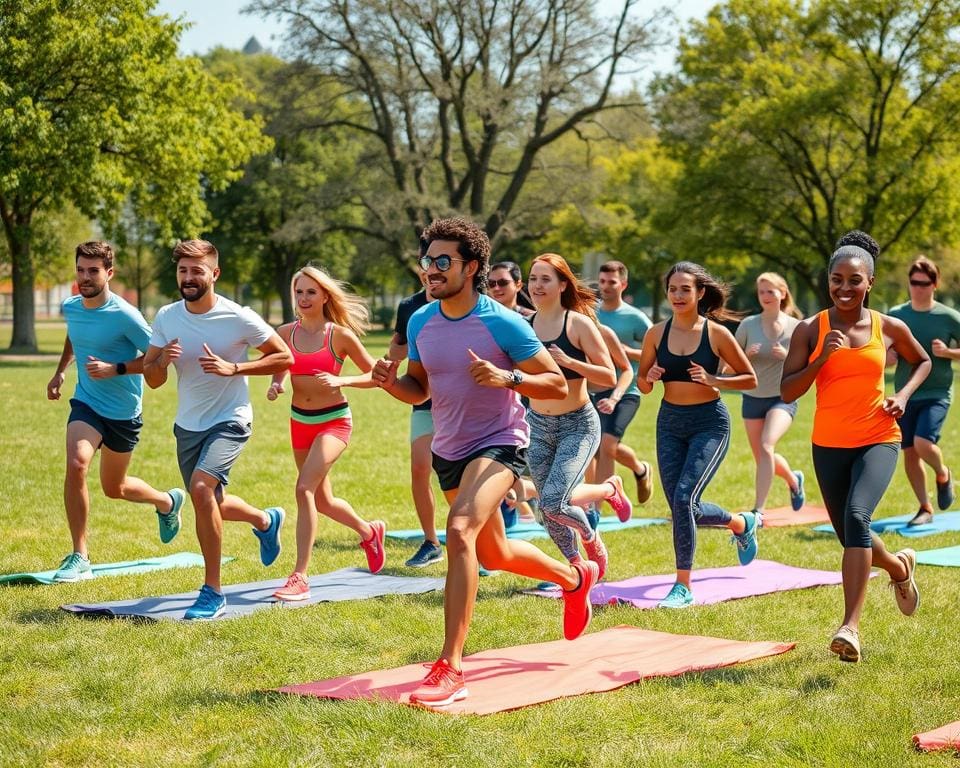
[
  {"xmin": 0, "ymin": 0, "xmax": 268, "ymax": 351},
  {"xmin": 655, "ymin": 0, "xmax": 960, "ymax": 302}
]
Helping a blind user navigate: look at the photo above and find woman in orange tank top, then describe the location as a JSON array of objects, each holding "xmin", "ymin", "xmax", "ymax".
[{"xmin": 781, "ymin": 243, "xmax": 930, "ymax": 662}]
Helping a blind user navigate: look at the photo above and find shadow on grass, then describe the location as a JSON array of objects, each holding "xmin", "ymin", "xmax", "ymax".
[
  {"xmin": 799, "ymin": 673, "xmax": 836, "ymax": 693},
  {"xmin": 16, "ymin": 608, "xmax": 69, "ymax": 625}
]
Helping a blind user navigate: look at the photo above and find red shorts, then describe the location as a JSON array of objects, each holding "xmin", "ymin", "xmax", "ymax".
[{"xmin": 290, "ymin": 403, "xmax": 353, "ymax": 450}]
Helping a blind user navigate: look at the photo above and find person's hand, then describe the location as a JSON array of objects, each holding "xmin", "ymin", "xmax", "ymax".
[
  {"xmin": 547, "ymin": 343, "xmax": 571, "ymax": 368},
  {"xmin": 746, "ymin": 343, "xmax": 761, "ymax": 358},
  {"xmin": 85, "ymin": 356, "xmax": 117, "ymax": 380},
  {"xmin": 688, "ymin": 362, "xmax": 717, "ymax": 388},
  {"xmin": 882, "ymin": 392, "xmax": 909, "ymax": 418},
  {"xmin": 266, "ymin": 381, "xmax": 284, "ymax": 401},
  {"xmin": 817, "ymin": 329, "xmax": 847, "ymax": 363},
  {"xmin": 315, "ymin": 372, "xmax": 344, "ymax": 389},
  {"xmin": 596, "ymin": 397, "xmax": 617, "ymax": 414},
  {"xmin": 158, "ymin": 338, "xmax": 182, "ymax": 368},
  {"xmin": 47, "ymin": 371, "xmax": 65, "ymax": 400},
  {"xmin": 645, "ymin": 363, "xmax": 665, "ymax": 384},
  {"xmin": 770, "ymin": 342, "xmax": 787, "ymax": 360},
  {"xmin": 467, "ymin": 348, "xmax": 511, "ymax": 388},
  {"xmin": 932, "ymin": 338, "xmax": 950, "ymax": 359},
  {"xmin": 199, "ymin": 343, "xmax": 235, "ymax": 377},
  {"xmin": 372, "ymin": 356, "xmax": 399, "ymax": 389}
]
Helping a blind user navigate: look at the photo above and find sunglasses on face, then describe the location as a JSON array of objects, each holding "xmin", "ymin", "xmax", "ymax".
[
  {"xmin": 909, "ymin": 279, "xmax": 934, "ymax": 287},
  {"xmin": 418, "ymin": 254, "xmax": 466, "ymax": 272},
  {"xmin": 487, "ymin": 278, "xmax": 515, "ymax": 289}
]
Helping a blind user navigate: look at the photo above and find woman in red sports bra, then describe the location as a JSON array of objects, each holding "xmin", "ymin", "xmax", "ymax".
[
  {"xmin": 266, "ymin": 265, "xmax": 387, "ymax": 602},
  {"xmin": 781, "ymin": 243, "xmax": 930, "ymax": 662}
]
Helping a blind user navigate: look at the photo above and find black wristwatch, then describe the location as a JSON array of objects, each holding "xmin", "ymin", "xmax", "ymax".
[
  {"xmin": 507, "ymin": 369, "xmax": 523, "ymax": 388},
  {"xmin": 116, "ymin": 362, "xmax": 127, "ymax": 375}
]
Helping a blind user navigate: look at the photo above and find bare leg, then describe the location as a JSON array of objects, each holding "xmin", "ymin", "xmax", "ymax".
[
  {"xmin": 411, "ymin": 434, "xmax": 438, "ymax": 543},
  {"xmin": 840, "ymin": 534, "xmax": 908, "ymax": 630},
  {"xmin": 189, "ymin": 470, "xmax": 229, "ymax": 592},
  {"xmin": 64, "ymin": 421, "xmax": 99, "ymax": 556},
  {"xmin": 902, "ymin": 447, "xmax": 932, "ymax": 510},
  {"xmin": 615, "ymin": 441, "xmax": 646, "ymax": 475},
  {"xmin": 914, "ymin": 437, "xmax": 948, "ymax": 484},
  {"xmin": 595, "ymin": 434, "xmax": 618, "ymax": 489},
  {"xmin": 99, "ymin": 446, "xmax": 172, "ymax": 512}
]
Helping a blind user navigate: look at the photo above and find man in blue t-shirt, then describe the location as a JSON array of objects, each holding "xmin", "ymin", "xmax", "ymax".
[
  {"xmin": 373, "ymin": 217, "xmax": 598, "ymax": 709},
  {"xmin": 46, "ymin": 242, "xmax": 185, "ymax": 582}
]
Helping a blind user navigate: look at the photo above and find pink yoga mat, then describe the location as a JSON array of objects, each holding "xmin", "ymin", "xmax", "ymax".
[
  {"xmin": 761, "ymin": 505, "xmax": 830, "ymax": 527},
  {"xmin": 525, "ymin": 559, "xmax": 852, "ymax": 608},
  {"xmin": 277, "ymin": 625, "xmax": 795, "ymax": 715},
  {"xmin": 914, "ymin": 721, "xmax": 960, "ymax": 752}
]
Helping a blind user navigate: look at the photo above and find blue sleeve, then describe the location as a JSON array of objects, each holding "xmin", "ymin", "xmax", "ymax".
[
  {"xmin": 406, "ymin": 304, "xmax": 434, "ymax": 363},
  {"xmin": 486, "ymin": 304, "xmax": 543, "ymax": 363},
  {"xmin": 121, "ymin": 304, "xmax": 153, "ymax": 354},
  {"xmin": 635, "ymin": 309, "xmax": 652, "ymax": 340}
]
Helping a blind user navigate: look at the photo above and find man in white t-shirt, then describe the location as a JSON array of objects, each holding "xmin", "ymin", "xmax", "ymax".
[{"xmin": 143, "ymin": 240, "xmax": 293, "ymax": 620}]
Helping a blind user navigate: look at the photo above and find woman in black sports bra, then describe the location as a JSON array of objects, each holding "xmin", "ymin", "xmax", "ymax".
[{"xmin": 635, "ymin": 262, "xmax": 759, "ymax": 608}]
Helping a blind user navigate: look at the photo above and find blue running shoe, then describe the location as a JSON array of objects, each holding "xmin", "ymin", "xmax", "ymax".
[
  {"xmin": 157, "ymin": 488, "xmax": 185, "ymax": 544},
  {"xmin": 184, "ymin": 584, "xmax": 226, "ymax": 620},
  {"xmin": 658, "ymin": 582, "xmax": 693, "ymax": 609},
  {"xmin": 733, "ymin": 511, "xmax": 760, "ymax": 566},
  {"xmin": 585, "ymin": 504, "xmax": 600, "ymax": 532},
  {"xmin": 936, "ymin": 468, "xmax": 954, "ymax": 511},
  {"xmin": 405, "ymin": 539, "xmax": 444, "ymax": 568},
  {"xmin": 53, "ymin": 552, "xmax": 92, "ymax": 583},
  {"xmin": 253, "ymin": 507, "xmax": 285, "ymax": 566},
  {"xmin": 790, "ymin": 470, "xmax": 806, "ymax": 511}
]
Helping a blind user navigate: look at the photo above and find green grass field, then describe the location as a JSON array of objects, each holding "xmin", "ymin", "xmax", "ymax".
[{"xmin": 1, "ymin": 332, "xmax": 958, "ymax": 766}]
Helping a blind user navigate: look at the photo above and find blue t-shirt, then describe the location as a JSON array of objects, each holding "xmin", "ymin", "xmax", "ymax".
[
  {"xmin": 596, "ymin": 303, "xmax": 652, "ymax": 397},
  {"xmin": 408, "ymin": 293, "xmax": 542, "ymax": 460},
  {"xmin": 62, "ymin": 293, "xmax": 152, "ymax": 420}
]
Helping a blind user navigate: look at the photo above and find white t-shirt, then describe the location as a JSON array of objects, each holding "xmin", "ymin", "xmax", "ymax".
[{"xmin": 150, "ymin": 296, "xmax": 274, "ymax": 431}]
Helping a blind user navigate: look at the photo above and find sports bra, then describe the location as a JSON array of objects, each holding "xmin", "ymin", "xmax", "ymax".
[
  {"xmin": 529, "ymin": 311, "xmax": 586, "ymax": 380},
  {"xmin": 288, "ymin": 321, "xmax": 344, "ymax": 376},
  {"xmin": 655, "ymin": 317, "xmax": 720, "ymax": 383}
]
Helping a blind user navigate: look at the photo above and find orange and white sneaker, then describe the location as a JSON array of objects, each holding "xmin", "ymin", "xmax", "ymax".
[
  {"xmin": 273, "ymin": 571, "xmax": 311, "ymax": 602},
  {"xmin": 562, "ymin": 560, "xmax": 600, "ymax": 640},
  {"xmin": 361, "ymin": 520, "xmax": 387, "ymax": 573},
  {"xmin": 408, "ymin": 658, "xmax": 468, "ymax": 708}
]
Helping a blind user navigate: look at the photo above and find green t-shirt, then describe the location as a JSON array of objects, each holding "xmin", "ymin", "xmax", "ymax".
[
  {"xmin": 596, "ymin": 302, "xmax": 653, "ymax": 397},
  {"xmin": 888, "ymin": 301, "xmax": 960, "ymax": 402}
]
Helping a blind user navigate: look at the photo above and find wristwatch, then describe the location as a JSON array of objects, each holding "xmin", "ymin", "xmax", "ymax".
[
  {"xmin": 116, "ymin": 362, "xmax": 127, "ymax": 375},
  {"xmin": 507, "ymin": 369, "xmax": 523, "ymax": 388}
]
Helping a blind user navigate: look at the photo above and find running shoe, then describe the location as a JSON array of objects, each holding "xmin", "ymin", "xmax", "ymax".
[
  {"xmin": 582, "ymin": 530, "xmax": 608, "ymax": 580},
  {"xmin": 405, "ymin": 539, "xmax": 443, "ymax": 568},
  {"xmin": 907, "ymin": 508, "xmax": 934, "ymax": 528},
  {"xmin": 634, "ymin": 460, "xmax": 654, "ymax": 504},
  {"xmin": 408, "ymin": 658, "xmax": 468, "ymax": 708},
  {"xmin": 273, "ymin": 571, "xmax": 311, "ymax": 602},
  {"xmin": 53, "ymin": 552, "xmax": 92, "ymax": 583},
  {"xmin": 585, "ymin": 503, "xmax": 600, "ymax": 532},
  {"xmin": 657, "ymin": 582, "xmax": 694, "ymax": 609},
  {"xmin": 562, "ymin": 560, "xmax": 599, "ymax": 640},
  {"xmin": 829, "ymin": 625, "xmax": 860, "ymax": 662},
  {"xmin": 891, "ymin": 548, "xmax": 920, "ymax": 616},
  {"xmin": 790, "ymin": 470, "xmax": 805, "ymax": 511},
  {"xmin": 936, "ymin": 468, "xmax": 954, "ymax": 511},
  {"xmin": 184, "ymin": 584, "xmax": 226, "ymax": 620},
  {"xmin": 253, "ymin": 507, "xmax": 285, "ymax": 566},
  {"xmin": 157, "ymin": 488, "xmax": 185, "ymax": 544},
  {"xmin": 732, "ymin": 511, "xmax": 760, "ymax": 566},
  {"xmin": 606, "ymin": 475, "xmax": 633, "ymax": 522},
  {"xmin": 360, "ymin": 520, "xmax": 387, "ymax": 573}
]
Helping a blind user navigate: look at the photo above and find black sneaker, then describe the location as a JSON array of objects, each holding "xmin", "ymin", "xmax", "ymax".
[
  {"xmin": 405, "ymin": 539, "xmax": 444, "ymax": 568},
  {"xmin": 936, "ymin": 468, "xmax": 954, "ymax": 511},
  {"xmin": 906, "ymin": 508, "xmax": 934, "ymax": 527}
]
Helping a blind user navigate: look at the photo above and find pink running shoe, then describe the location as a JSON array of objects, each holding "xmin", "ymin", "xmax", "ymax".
[
  {"xmin": 582, "ymin": 530, "xmax": 608, "ymax": 580},
  {"xmin": 408, "ymin": 658, "xmax": 468, "ymax": 708},
  {"xmin": 272, "ymin": 571, "xmax": 311, "ymax": 602},
  {"xmin": 562, "ymin": 560, "xmax": 600, "ymax": 640},
  {"xmin": 360, "ymin": 520, "xmax": 387, "ymax": 573},
  {"xmin": 606, "ymin": 475, "xmax": 633, "ymax": 522}
]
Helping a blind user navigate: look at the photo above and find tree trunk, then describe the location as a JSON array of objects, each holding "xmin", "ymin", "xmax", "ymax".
[{"xmin": 9, "ymin": 228, "xmax": 38, "ymax": 352}]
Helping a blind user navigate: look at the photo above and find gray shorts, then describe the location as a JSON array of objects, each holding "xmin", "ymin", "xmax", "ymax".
[{"xmin": 174, "ymin": 421, "xmax": 251, "ymax": 490}]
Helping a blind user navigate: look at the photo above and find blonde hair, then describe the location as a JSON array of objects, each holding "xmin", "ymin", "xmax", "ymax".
[
  {"xmin": 292, "ymin": 265, "xmax": 370, "ymax": 336},
  {"xmin": 756, "ymin": 272, "xmax": 802, "ymax": 319}
]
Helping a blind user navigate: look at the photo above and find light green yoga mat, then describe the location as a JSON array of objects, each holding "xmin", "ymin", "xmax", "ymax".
[{"xmin": 0, "ymin": 553, "xmax": 234, "ymax": 585}]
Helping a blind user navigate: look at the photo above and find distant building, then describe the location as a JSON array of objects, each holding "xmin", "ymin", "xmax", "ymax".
[{"xmin": 242, "ymin": 36, "xmax": 264, "ymax": 55}]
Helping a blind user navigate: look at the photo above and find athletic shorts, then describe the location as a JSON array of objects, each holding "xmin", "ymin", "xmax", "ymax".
[
  {"xmin": 290, "ymin": 403, "xmax": 352, "ymax": 450},
  {"xmin": 410, "ymin": 408, "xmax": 434, "ymax": 443},
  {"xmin": 432, "ymin": 445, "xmax": 528, "ymax": 492},
  {"xmin": 68, "ymin": 398, "xmax": 141, "ymax": 453},
  {"xmin": 174, "ymin": 420, "xmax": 250, "ymax": 489},
  {"xmin": 899, "ymin": 398, "xmax": 950, "ymax": 448},
  {"xmin": 589, "ymin": 390, "xmax": 640, "ymax": 439},
  {"xmin": 741, "ymin": 394, "xmax": 798, "ymax": 420}
]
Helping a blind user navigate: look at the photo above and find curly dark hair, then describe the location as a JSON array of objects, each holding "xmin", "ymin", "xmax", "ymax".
[
  {"xmin": 835, "ymin": 230, "xmax": 880, "ymax": 259},
  {"xmin": 421, "ymin": 217, "xmax": 491, "ymax": 291}
]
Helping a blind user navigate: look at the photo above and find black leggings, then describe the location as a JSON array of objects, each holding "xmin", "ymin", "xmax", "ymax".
[{"xmin": 812, "ymin": 442, "xmax": 899, "ymax": 548}]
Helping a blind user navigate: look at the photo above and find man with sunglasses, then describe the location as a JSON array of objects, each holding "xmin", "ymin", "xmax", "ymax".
[{"xmin": 373, "ymin": 217, "xmax": 599, "ymax": 709}]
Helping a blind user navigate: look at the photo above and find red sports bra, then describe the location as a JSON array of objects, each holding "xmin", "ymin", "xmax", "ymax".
[{"xmin": 288, "ymin": 321, "xmax": 344, "ymax": 376}]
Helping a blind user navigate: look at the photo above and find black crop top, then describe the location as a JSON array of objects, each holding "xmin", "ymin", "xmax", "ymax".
[
  {"xmin": 656, "ymin": 317, "xmax": 720, "ymax": 383},
  {"xmin": 529, "ymin": 311, "xmax": 587, "ymax": 381}
]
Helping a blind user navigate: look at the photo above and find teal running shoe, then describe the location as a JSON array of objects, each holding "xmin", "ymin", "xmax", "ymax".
[
  {"xmin": 253, "ymin": 507, "xmax": 285, "ymax": 566},
  {"xmin": 733, "ymin": 511, "xmax": 760, "ymax": 566},
  {"xmin": 184, "ymin": 584, "xmax": 226, "ymax": 620},
  {"xmin": 157, "ymin": 488, "xmax": 185, "ymax": 544},
  {"xmin": 658, "ymin": 582, "xmax": 693, "ymax": 609},
  {"xmin": 405, "ymin": 540, "xmax": 444, "ymax": 568},
  {"xmin": 53, "ymin": 552, "xmax": 92, "ymax": 583}
]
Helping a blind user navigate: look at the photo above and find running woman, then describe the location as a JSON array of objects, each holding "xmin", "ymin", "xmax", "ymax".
[
  {"xmin": 636, "ymin": 262, "xmax": 760, "ymax": 609},
  {"xmin": 268, "ymin": 265, "xmax": 387, "ymax": 601},
  {"xmin": 781, "ymin": 244, "xmax": 928, "ymax": 661},
  {"xmin": 734, "ymin": 272, "xmax": 805, "ymax": 517},
  {"xmin": 487, "ymin": 261, "xmax": 535, "ymax": 316}
]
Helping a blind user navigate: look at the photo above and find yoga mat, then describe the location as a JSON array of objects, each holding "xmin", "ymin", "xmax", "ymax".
[
  {"xmin": 913, "ymin": 720, "xmax": 960, "ymax": 752},
  {"xmin": 60, "ymin": 568, "xmax": 444, "ymax": 621},
  {"xmin": 523, "ymin": 559, "xmax": 853, "ymax": 608},
  {"xmin": 915, "ymin": 545, "xmax": 960, "ymax": 567},
  {"xmin": 387, "ymin": 516, "xmax": 668, "ymax": 543},
  {"xmin": 277, "ymin": 625, "xmax": 795, "ymax": 715},
  {"xmin": 814, "ymin": 511, "xmax": 960, "ymax": 538},
  {"xmin": 0, "ymin": 553, "xmax": 232, "ymax": 586},
  {"xmin": 759, "ymin": 505, "xmax": 830, "ymax": 528}
]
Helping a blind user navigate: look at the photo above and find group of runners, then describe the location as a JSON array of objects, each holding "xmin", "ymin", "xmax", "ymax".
[{"xmin": 47, "ymin": 220, "xmax": 956, "ymax": 705}]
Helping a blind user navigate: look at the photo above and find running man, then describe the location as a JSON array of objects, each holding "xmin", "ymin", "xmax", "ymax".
[
  {"xmin": 143, "ymin": 239, "xmax": 293, "ymax": 620},
  {"xmin": 46, "ymin": 241, "xmax": 184, "ymax": 582},
  {"xmin": 373, "ymin": 217, "xmax": 598, "ymax": 708}
]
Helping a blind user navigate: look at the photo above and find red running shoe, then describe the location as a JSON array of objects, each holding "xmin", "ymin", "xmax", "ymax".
[
  {"xmin": 360, "ymin": 520, "xmax": 387, "ymax": 573},
  {"xmin": 606, "ymin": 475, "xmax": 633, "ymax": 522},
  {"xmin": 272, "ymin": 571, "xmax": 311, "ymax": 602},
  {"xmin": 562, "ymin": 560, "xmax": 599, "ymax": 640},
  {"xmin": 408, "ymin": 658, "xmax": 468, "ymax": 708},
  {"xmin": 582, "ymin": 530, "xmax": 608, "ymax": 580}
]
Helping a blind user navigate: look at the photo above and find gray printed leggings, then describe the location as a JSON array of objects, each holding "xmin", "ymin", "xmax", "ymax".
[{"xmin": 527, "ymin": 403, "xmax": 602, "ymax": 561}]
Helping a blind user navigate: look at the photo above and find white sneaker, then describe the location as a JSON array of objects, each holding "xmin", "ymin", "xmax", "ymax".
[{"xmin": 891, "ymin": 548, "xmax": 920, "ymax": 616}]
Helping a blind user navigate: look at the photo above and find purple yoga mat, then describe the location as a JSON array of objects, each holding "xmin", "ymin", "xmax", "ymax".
[{"xmin": 525, "ymin": 559, "xmax": 855, "ymax": 608}]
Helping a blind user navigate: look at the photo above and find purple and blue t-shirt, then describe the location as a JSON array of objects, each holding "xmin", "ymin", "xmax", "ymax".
[{"xmin": 407, "ymin": 293, "xmax": 543, "ymax": 460}]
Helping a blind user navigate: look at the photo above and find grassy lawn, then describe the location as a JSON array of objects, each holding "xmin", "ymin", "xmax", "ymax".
[{"xmin": 1, "ymin": 331, "xmax": 958, "ymax": 766}]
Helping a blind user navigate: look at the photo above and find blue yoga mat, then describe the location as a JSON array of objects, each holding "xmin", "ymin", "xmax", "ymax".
[
  {"xmin": 0, "ymin": 553, "xmax": 233, "ymax": 586},
  {"xmin": 916, "ymin": 545, "xmax": 960, "ymax": 567},
  {"xmin": 813, "ymin": 511, "xmax": 960, "ymax": 538},
  {"xmin": 386, "ymin": 516, "xmax": 669, "ymax": 543},
  {"xmin": 60, "ymin": 567, "xmax": 445, "ymax": 621}
]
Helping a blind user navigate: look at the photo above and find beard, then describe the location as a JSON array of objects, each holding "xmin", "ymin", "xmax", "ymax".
[
  {"xmin": 78, "ymin": 282, "xmax": 105, "ymax": 298},
  {"xmin": 179, "ymin": 280, "xmax": 211, "ymax": 303}
]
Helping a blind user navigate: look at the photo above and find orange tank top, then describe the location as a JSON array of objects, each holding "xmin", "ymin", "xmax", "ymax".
[{"xmin": 809, "ymin": 309, "xmax": 900, "ymax": 448}]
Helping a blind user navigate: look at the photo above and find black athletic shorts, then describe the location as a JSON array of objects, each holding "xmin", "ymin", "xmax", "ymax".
[
  {"xmin": 590, "ymin": 390, "xmax": 640, "ymax": 439},
  {"xmin": 68, "ymin": 398, "xmax": 142, "ymax": 453},
  {"xmin": 432, "ymin": 445, "xmax": 528, "ymax": 492}
]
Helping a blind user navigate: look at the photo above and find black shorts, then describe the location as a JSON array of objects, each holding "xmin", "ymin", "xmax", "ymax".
[
  {"xmin": 68, "ymin": 398, "xmax": 142, "ymax": 454},
  {"xmin": 590, "ymin": 390, "xmax": 640, "ymax": 439},
  {"xmin": 899, "ymin": 398, "xmax": 950, "ymax": 448},
  {"xmin": 432, "ymin": 445, "xmax": 528, "ymax": 492}
]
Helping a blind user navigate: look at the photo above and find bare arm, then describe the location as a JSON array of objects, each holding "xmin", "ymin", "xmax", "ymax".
[
  {"xmin": 47, "ymin": 336, "xmax": 74, "ymax": 400},
  {"xmin": 883, "ymin": 316, "xmax": 931, "ymax": 415},
  {"xmin": 636, "ymin": 325, "xmax": 664, "ymax": 395},
  {"xmin": 375, "ymin": 357, "xmax": 430, "ymax": 405},
  {"xmin": 320, "ymin": 328, "xmax": 378, "ymax": 389},
  {"xmin": 143, "ymin": 341, "xmax": 179, "ymax": 389},
  {"xmin": 547, "ymin": 315, "xmax": 616, "ymax": 389},
  {"xmin": 387, "ymin": 332, "xmax": 408, "ymax": 362},
  {"xmin": 595, "ymin": 324, "xmax": 634, "ymax": 413},
  {"xmin": 693, "ymin": 325, "xmax": 757, "ymax": 390},
  {"xmin": 780, "ymin": 318, "xmax": 830, "ymax": 403}
]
